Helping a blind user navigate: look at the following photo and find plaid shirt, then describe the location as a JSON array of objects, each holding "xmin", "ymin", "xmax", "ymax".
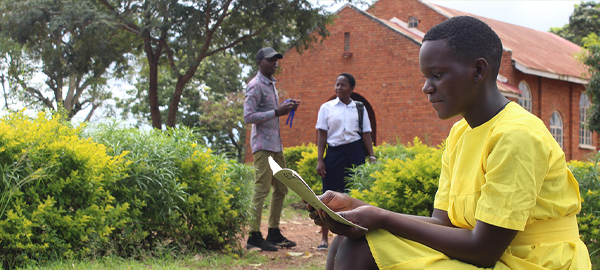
[{"xmin": 244, "ymin": 71, "xmax": 282, "ymax": 153}]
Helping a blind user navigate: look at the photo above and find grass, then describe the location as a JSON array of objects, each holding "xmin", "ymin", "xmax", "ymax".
[
  {"xmin": 15, "ymin": 253, "xmax": 269, "ymax": 270},
  {"xmin": 15, "ymin": 251, "xmax": 325, "ymax": 270}
]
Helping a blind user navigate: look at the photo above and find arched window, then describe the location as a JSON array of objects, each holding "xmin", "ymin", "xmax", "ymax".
[
  {"xmin": 517, "ymin": 81, "xmax": 532, "ymax": 112},
  {"xmin": 408, "ymin": 16, "xmax": 418, "ymax": 28},
  {"xmin": 580, "ymin": 92, "xmax": 593, "ymax": 147},
  {"xmin": 550, "ymin": 111, "xmax": 564, "ymax": 148}
]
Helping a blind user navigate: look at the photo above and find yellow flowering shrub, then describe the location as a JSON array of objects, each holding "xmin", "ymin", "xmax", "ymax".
[
  {"xmin": 176, "ymin": 150, "xmax": 253, "ymax": 251},
  {"xmin": 88, "ymin": 124, "xmax": 254, "ymax": 253},
  {"xmin": 567, "ymin": 157, "xmax": 600, "ymax": 265},
  {"xmin": 295, "ymin": 149, "xmax": 322, "ymax": 195},
  {"xmin": 285, "ymin": 138, "xmax": 442, "ymax": 217},
  {"xmin": 284, "ymin": 143, "xmax": 316, "ymax": 172},
  {"xmin": 350, "ymin": 138, "xmax": 443, "ymax": 216},
  {"xmin": 0, "ymin": 111, "xmax": 130, "ymax": 268}
]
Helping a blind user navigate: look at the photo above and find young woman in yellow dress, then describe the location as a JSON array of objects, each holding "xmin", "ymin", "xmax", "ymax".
[{"xmin": 308, "ymin": 16, "xmax": 591, "ymax": 270}]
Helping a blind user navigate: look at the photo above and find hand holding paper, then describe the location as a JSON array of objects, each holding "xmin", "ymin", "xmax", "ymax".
[{"xmin": 268, "ymin": 156, "xmax": 367, "ymax": 231}]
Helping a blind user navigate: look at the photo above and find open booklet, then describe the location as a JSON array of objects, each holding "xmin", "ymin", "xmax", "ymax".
[{"xmin": 268, "ymin": 156, "xmax": 367, "ymax": 231}]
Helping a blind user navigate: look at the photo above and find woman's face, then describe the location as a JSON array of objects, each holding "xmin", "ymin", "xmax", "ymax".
[
  {"xmin": 335, "ymin": 76, "xmax": 354, "ymax": 100},
  {"xmin": 419, "ymin": 39, "xmax": 477, "ymax": 120}
]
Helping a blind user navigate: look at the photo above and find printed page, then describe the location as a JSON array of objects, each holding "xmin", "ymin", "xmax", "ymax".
[{"xmin": 268, "ymin": 156, "xmax": 367, "ymax": 231}]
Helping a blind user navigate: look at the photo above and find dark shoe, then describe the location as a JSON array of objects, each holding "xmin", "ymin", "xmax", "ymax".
[
  {"xmin": 317, "ymin": 243, "xmax": 328, "ymax": 251},
  {"xmin": 246, "ymin": 231, "xmax": 278, "ymax": 251},
  {"xmin": 266, "ymin": 228, "xmax": 297, "ymax": 248}
]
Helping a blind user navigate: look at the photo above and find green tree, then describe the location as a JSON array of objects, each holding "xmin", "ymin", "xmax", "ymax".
[
  {"xmin": 97, "ymin": 0, "xmax": 333, "ymax": 129},
  {"xmin": 196, "ymin": 91, "xmax": 246, "ymax": 162},
  {"xmin": 0, "ymin": 38, "xmax": 43, "ymax": 112},
  {"xmin": 117, "ymin": 53, "xmax": 246, "ymax": 161},
  {"xmin": 551, "ymin": 2, "xmax": 600, "ymax": 133},
  {"xmin": 550, "ymin": 1, "xmax": 600, "ymax": 46},
  {"xmin": 581, "ymin": 35, "xmax": 600, "ymax": 132},
  {"xmin": 0, "ymin": 0, "xmax": 137, "ymax": 121}
]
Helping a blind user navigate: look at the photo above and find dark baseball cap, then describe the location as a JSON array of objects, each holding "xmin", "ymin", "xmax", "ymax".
[{"xmin": 256, "ymin": 47, "xmax": 283, "ymax": 61}]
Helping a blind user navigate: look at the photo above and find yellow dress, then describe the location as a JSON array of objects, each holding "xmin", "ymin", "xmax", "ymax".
[{"xmin": 366, "ymin": 103, "xmax": 591, "ymax": 269}]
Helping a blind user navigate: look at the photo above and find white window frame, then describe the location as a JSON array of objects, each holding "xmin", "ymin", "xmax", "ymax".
[
  {"xmin": 517, "ymin": 81, "xmax": 532, "ymax": 113},
  {"xmin": 550, "ymin": 111, "xmax": 564, "ymax": 149},
  {"xmin": 579, "ymin": 92, "xmax": 593, "ymax": 148},
  {"xmin": 408, "ymin": 16, "xmax": 418, "ymax": 28}
]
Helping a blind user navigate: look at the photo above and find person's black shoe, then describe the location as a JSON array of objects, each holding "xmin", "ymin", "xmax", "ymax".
[
  {"xmin": 266, "ymin": 228, "xmax": 297, "ymax": 248},
  {"xmin": 246, "ymin": 231, "xmax": 278, "ymax": 251}
]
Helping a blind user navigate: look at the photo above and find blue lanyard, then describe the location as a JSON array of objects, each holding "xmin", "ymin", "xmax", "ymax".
[{"xmin": 282, "ymin": 99, "xmax": 295, "ymax": 128}]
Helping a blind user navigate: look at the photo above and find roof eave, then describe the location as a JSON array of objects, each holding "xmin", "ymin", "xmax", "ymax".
[
  {"xmin": 501, "ymin": 92, "xmax": 521, "ymax": 99},
  {"xmin": 338, "ymin": 4, "xmax": 423, "ymax": 46},
  {"xmin": 514, "ymin": 62, "xmax": 589, "ymax": 85}
]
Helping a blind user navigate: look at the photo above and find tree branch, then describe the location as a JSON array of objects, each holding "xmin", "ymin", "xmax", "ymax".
[
  {"xmin": 96, "ymin": 0, "xmax": 142, "ymax": 36},
  {"xmin": 84, "ymin": 102, "xmax": 101, "ymax": 122},
  {"xmin": 198, "ymin": 0, "xmax": 235, "ymax": 61},
  {"xmin": 205, "ymin": 24, "xmax": 269, "ymax": 58}
]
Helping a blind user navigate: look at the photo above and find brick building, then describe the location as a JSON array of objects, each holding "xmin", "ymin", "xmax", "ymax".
[{"xmin": 245, "ymin": 0, "xmax": 594, "ymax": 162}]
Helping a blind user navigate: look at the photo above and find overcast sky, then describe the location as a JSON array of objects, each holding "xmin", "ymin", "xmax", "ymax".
[
  {"xmin": 426, "ymin": 1, "xmax": 580, "ymax": 32},
  {"xmin": 316, "ymin": 0, "xmax": 581, "ymax": 32}
]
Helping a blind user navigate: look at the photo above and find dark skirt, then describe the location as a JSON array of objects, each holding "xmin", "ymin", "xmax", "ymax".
[{"xmin": 322, "ymin": 139, "xmax": 365, "ymax": 193}]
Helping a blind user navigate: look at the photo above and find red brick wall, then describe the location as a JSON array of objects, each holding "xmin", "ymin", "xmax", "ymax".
[
  {"xmin": 367, "ymin": 0, "xmax": 447, "ymax": 33},
  {"xmin": 243, "ymin": 1, "xmax": 594, "ymax": 163},
  {"xmin": 243, "ymin": 6, "xmax": 457, "ymax": 163},
  {"xmin": 503, "ymin": 66, "xmax": 595, "ymax": 161}
]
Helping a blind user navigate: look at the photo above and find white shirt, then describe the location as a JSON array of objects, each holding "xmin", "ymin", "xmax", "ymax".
[{"xmin": 315, "ymin": 98, "xmax": 372, "ymax": 147}]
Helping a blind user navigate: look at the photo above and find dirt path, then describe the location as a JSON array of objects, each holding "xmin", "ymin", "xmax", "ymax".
[{"xmin": 239, "ymin": 210, "xmax": 330, "ymax": 270}]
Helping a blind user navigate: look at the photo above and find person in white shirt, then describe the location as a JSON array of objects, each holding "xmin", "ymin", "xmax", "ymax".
[{"xmin": 315, "ymin": 73, "xmax": 376, "ymax": 251}]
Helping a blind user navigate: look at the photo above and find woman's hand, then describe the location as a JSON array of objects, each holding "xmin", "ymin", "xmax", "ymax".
[
  {"xmin": 316, "ymin": 160, "xmax": 326, "ymax": 177},
  {"xmin": 315, "ymin": 205, "xmax": 385, "ymax": 239},
  {"xmin": 311, "ymin": 191, "xmax": 354, "ymax": 212},
  {"xmin": 307, "ymin": 191, "xmax": 352, "ymax": 222},
  {"xmin": 307, "ymin": 191, "xmax": 378, "ymax": 237}
]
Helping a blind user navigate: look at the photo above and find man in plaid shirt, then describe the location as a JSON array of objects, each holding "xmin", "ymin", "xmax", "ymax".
[{"xmin": 244, "ymin": 47, "xmax": 301, "ymax": 251}]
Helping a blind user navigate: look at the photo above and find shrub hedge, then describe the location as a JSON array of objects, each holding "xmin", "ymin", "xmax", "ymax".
[
  {"xmin": 285, "ymin": 139, "xmax": 599, "ymax": 262},
  {"xmin": 283, "ymin": 143, "xmax": 316, "ymax": 172},
  {"xmin": 0, "ymin": 113, "xmax": 254, "ymax": 268},
  {"xmin": 286, "ymin": 138, "xmax": 442, "ymax": 216},
  {"xmin": 87, "ymin": 123, "xmax": 254, "ymax": 254},
  {"xmin": 0, "ymin": 112, "xmax": 130, "ymax": 268},
  {"xmin": 349, "ymin": 138, "xmax": 443, "ymax": 217},
  {"xmin": 567, "ymin": 155, "xmax": 600, "ymax": 265}
]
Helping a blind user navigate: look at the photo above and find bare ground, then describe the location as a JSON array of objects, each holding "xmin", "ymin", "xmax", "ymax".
[{"xmin": 236, "ymin": 202, "xmax": 331, "ymax": 270}]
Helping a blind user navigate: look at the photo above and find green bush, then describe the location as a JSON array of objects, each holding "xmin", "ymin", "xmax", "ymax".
[
  {"xmin": 283, "ymin": 143, "xmax": 316, "ymax": 172},
  {"xmin": 0, "ymin": 112, "xmax": 130, "ymax": 268},
  {"xmin": 285, "ymin": 138, "xmax": 442, "ymax": 217},
  {"xmin": 87, "ymin": 123, "xmax": 254, "ymax": 255},
  {"xmin": 568, "ymin": 156, "xmax": 600, "ymax": 265},
  {"xmin": 295, "ymin": 149, "xmax": 322, "ymax": 195},
  {"xmin": 0, "ymin": 112, "xmax": 254, "ymax": 268},
  {"xmin": 350, "ymin": 138, "xmax": 443, "ymax": 217},
  {"xmin": 285, "ymin": 138, "xmax": 600, "ymax": 265},
  {"xmin": 349, "ymin": 142, "xmax": 411, "ymax": 192}
]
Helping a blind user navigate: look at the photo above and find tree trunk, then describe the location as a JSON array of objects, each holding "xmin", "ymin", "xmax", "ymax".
[
  {"xmin": 64, "ymin": 74, "xmax": 76, "ymax": 112},
  {"xmin": 166, "ymin": 64, "xmax": 200, "ymax": 128},
  {"xmin": 144, "ymin": 35, "xmax": 163, "ymax": 130}
]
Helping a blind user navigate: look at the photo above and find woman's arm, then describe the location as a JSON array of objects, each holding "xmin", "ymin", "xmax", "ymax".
[
  {"xmin": 316, "ymin": 129, "xmax": 328, "ymax": 177},
  {"xmin": 312, "ymin": 192, "xmax": 453, "ymax": 226},
  {"xmin": 361, "ymin": 132, "xmax": 375, "ymax": 157},
  {"xmin": 318, "ymin": 205, "xmax": 517, "ymax": 268}
]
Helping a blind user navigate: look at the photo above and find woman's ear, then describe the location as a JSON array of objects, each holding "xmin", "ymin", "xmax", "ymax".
[{"xmin": 474, "ymin": 58, "xmax": 489, "ymax": 84}]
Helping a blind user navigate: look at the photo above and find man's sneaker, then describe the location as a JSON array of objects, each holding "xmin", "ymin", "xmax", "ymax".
[
  {"xmin": 266, "ymin": 228, "xmax": 297, "ymax": 248},
  {"xmin": 246, "ymin": 231, "xmax": 278, "ymax": 251}
]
